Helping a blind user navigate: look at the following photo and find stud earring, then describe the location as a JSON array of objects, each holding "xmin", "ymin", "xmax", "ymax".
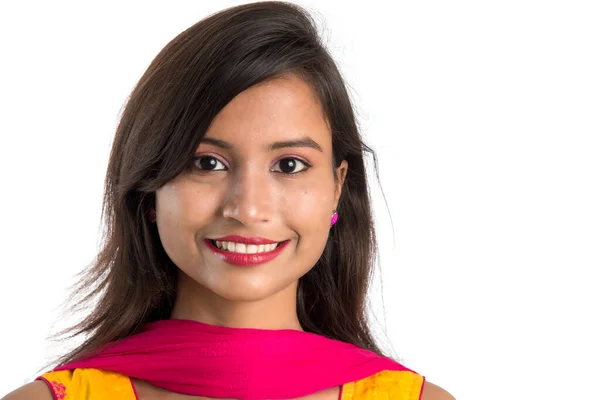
[
  {"xmin": 149, "ymin": 208, "xmax": 156, "ymax": 223},
  {"xmin": 330, "ymin": 211, "xmax": 338, "ymax": 227}
]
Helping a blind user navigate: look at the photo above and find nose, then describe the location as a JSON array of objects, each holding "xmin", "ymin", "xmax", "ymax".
[{"xmin": 221, "ymin": 167, "xmax": 273, "ymax": 226}]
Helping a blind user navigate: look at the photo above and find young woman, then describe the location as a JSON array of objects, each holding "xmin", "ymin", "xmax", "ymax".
[{"xmin": 4, "ymin": 2, "xmax": 454, "ymax": 399}]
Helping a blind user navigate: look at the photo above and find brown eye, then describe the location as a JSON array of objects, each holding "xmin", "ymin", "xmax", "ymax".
[
  {"xmin": 271, "ymin": 157, "xmax": 310, "ymax": 174},
  {"xmin": 194, "ymin": 156, "xmax": 227, "ymax": 171}
]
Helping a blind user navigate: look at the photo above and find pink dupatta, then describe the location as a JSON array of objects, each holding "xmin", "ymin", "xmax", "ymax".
[{"xmin": 45, "ymin": 319, "xmax": 415, "ymax": 399}]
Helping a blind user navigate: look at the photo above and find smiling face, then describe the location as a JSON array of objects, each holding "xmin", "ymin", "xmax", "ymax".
[{"xmin": 154, "ymin": 75, "xmax": 347, "ymax": 318}]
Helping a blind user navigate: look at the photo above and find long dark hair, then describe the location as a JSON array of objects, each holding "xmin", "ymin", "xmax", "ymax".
[{"xmin": 42, "ymin": 1, "xmax": 388, "ymax": 372}]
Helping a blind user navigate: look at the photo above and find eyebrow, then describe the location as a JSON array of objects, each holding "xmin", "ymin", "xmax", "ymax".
[{"xmin": 200, "ymin": 136, "xmax": 323, "ymax": 152}]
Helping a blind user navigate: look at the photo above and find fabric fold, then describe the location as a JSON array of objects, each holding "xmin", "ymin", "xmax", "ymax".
[{"xmin": 44, "ymin": 319, "xmax": 415, "ymax": 400}]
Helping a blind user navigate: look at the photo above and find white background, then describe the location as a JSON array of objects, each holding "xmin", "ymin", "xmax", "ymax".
[{"xmin": 1, "ymin": 1, "xmax": 599, "ymax": 399}]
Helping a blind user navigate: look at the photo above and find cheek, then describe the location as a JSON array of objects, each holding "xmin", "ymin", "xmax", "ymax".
[
  {"xmin": 155, "ymin": 181, "xmax": 222, "ymax": 259},
  {"xmin": 157, "ymin": 181, "xmax": 220, "ymax": 225},
  {"xmin": 281, "ymin": 180, "xmax": 335, "ymax": 236},
  {"xmin": 156, "ymin": 183, "xmax": 191, "ymax": 230}
]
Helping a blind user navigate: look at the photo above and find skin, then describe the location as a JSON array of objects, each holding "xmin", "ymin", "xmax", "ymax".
[
  {"xmin": 2, "ymin": 75, "xmax": 455, "ymax": 400},
  {"xmin": 157, "ymin": 74, "xmax": 347, "ymax": 331}
]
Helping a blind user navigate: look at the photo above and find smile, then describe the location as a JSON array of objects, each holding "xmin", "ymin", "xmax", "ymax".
[
  {"xmin": 211, "ymin": 240, "xmax": 280, "ymax": 253},
  {"xmin": 204, "ymin": 239, "xmax": 289, "ymax": 266}
]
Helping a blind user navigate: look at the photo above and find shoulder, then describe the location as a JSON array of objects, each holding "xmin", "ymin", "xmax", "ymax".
[
  {"xmin": 3, "ymin": 369, "xmax": 136, "ymax": 400},
  {"xmin": 1, "ymin": 381, "xmax": 53, "ymax": 400},
  {"xmin": 351, "ymin": 370, "xmax": 455, "ymax": 400},
  {"xmin": 343, "ymin": 370, "xmax": 427, "ymax": 400},
  {"xmin": 421, "ymin": 381, "xmax": 456, "ymax": 400}
]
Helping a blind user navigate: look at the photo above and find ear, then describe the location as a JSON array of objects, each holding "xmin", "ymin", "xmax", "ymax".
[{"xmin": 333, "ymin": 160, "xmax": 348, "ymax": 211}]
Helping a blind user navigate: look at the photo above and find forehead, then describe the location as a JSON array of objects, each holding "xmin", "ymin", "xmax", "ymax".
[{"xmin": 205, "ymin": 75, "xmax": 331, "ymax": 149}]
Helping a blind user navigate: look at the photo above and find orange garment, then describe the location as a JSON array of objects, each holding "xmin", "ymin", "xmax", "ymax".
[{"xmin": 38, "ymin": 368, "xmax": 425, "ymax": 399}]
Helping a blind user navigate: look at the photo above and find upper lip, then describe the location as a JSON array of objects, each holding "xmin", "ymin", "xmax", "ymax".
[{"xmin": 208, "ymin": 235, "xmax": 281, "ymax": 245}]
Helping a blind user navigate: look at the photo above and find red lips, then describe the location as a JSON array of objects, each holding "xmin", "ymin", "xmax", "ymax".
[{"xmin": 204, "ymin": 237, "xmax": 290, "ymax": 266}]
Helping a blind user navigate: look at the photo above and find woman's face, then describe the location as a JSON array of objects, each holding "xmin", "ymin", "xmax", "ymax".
[{"xmin": 155, "ymin": 75, "xmax": 347, "ymax": 303}]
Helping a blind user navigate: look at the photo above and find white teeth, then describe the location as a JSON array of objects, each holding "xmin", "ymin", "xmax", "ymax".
[
  {"xmin": 235, "ymin": 243, "xmax": 246, "ymax": 253},
  {"xmin": 213, "ymin": 241, "xmax": 279, "ymax": 254}
]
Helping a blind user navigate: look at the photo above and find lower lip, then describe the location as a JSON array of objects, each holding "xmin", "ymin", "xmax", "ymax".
[{"xmin": 204, "ymin": 239, "xmax": 290, "ymax": 266}]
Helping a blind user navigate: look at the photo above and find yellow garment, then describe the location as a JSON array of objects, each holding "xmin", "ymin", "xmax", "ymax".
[
  {"xmin": 38, "ymin": 368, "xmax": 424, "ymax": 399},
  {"xmin": 339, "ymin": 370, "xmax": 425, "ymax": 400},
  {"xmin": 38, "ymin": 369, "xmax": 136, "ymax": 399}
]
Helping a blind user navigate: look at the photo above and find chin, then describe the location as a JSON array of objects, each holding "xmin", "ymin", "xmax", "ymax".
[
  {"xmin": 209, "ymin": 276, "xmax": 296, "ymax": 303},
  {"xmin": 214, "ymin": 290, "xmax": 273, "ymax": 302}
]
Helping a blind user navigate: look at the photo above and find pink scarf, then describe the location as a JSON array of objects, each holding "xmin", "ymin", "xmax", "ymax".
[{"xmin": 47, "ymin": 319, "xmax": 414, "ymax": 399}]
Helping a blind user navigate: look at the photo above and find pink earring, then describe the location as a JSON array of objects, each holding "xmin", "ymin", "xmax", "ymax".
[
  {"xmin": 330, "ymin": 212, "xmax": 338, "ymax": 227},
  {"xmin": 149, "ymin": 209, "xmax": 156, "ymax": 223}
]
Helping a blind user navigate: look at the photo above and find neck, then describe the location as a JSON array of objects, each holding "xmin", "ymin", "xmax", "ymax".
[{"xmin": 170, "ymin": 269, "xmax": 303, "ymax": 331}]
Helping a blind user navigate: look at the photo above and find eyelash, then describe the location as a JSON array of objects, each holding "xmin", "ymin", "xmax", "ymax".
[{"xmin": 191, "ymin": 155, "xmax": 312, "ymax": 175}]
